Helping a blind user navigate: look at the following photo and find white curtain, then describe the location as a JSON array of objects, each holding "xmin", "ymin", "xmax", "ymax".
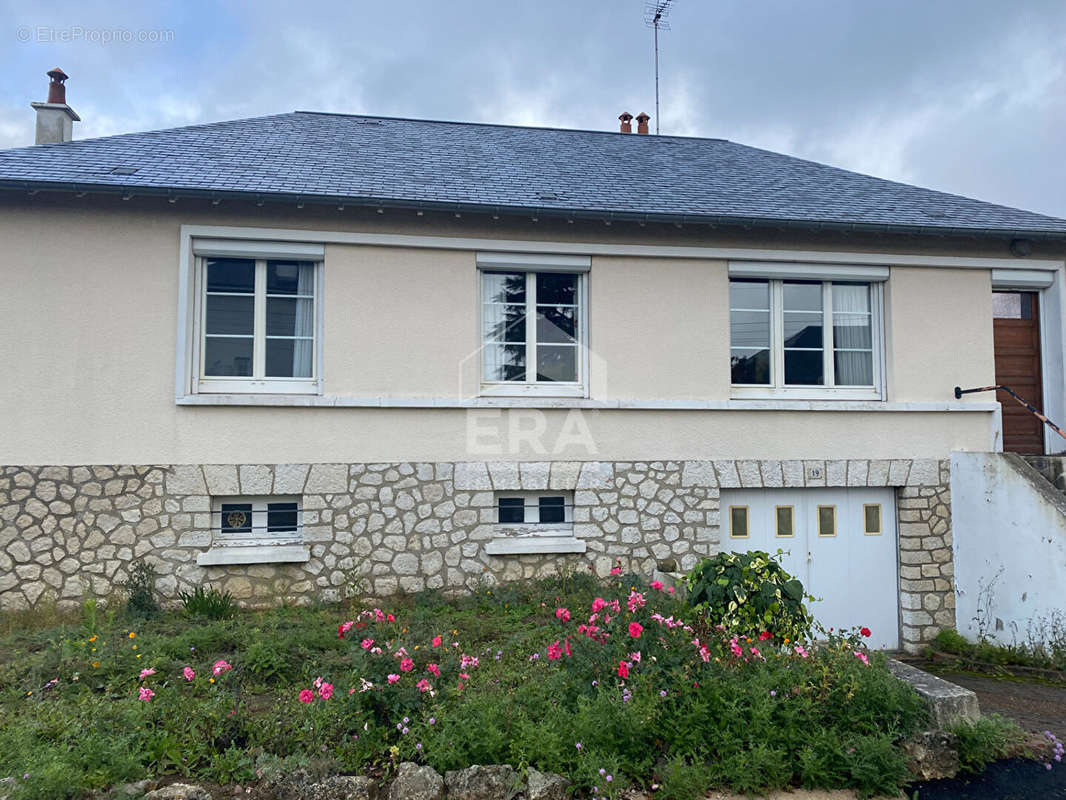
[
  {"xmin": 292, "ymin": 263, "xmax": 314, "ymax": 378},
  {"xmin": 832, "ymin": 284, "xmax": 872, "ymax": 385}
]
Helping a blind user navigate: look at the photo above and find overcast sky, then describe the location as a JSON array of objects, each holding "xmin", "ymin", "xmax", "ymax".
[{"xmin": 1, "ymin": 0, "xmax": 1064, "ymax": 218}]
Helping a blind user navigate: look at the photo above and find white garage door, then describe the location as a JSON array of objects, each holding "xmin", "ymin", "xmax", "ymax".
[{"xmin": 719, "ymin": 488, "xmax": 899, "ymax": 650}]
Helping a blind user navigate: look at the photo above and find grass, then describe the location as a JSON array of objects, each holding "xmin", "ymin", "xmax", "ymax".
[
  {"xmin": 0, "ymin": 571, "xmax": 930, "ymax": 799},
  {"xmin": 934, "ymin": 629, "xmax": 1066, "ymax": 675}
]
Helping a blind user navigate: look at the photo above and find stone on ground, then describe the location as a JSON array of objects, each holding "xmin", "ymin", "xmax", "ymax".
[
  {"xmin": 388, "ymin": 763, "xmax": 444, "ymax": 800},
  {"xmin": 444, "ymin": 765, "xmax": 520, "ymax": 800},
  {"xmin": 526, "ymin": 768, "xmax": 570, "ymax": 800}
]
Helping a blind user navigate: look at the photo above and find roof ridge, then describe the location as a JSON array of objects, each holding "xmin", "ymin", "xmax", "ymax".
[{"xmin": 293, "ymin": 109, "xmax": 730, "ymax": 143}]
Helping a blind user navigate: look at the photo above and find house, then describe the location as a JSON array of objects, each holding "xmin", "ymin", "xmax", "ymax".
[{"xmin": 3, "ymin": 69, "xmax": 1066, "ymax": 652}]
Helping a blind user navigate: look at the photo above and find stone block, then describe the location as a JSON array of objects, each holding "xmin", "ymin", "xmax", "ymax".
[
  {"xmin": 454, "ymin": 462, "xmax": 492, "ymax": 490},
  {"xmin": 304, "ymin": 464, "xmax": 347, "ymax": 494},
  {"xmin": 488, "ymin": 462, "xmax": 519, "ymax": 489},
  {"xmin": 681, "ymin": 460, "xmax": 716, "ymax": 488},
  {"xmin": 238, "ymin": 465, "xmax": 273, "ymax": 495},
  {"xmin": 202, "ymin": 465, "xmax": 239, "ymax": 495},
  {"xmin": 888, "ymin": 660, "xmax": 979, "ymax": 727},
  {"xmin": 519, "ymin": 462, "xmax": 550, "ymax": 490},
  {"xmin": 549, "ymin": 461, "xmax": 581, "ymax": 490},
  {"xmin": 274, "ymin": 463, "xmax": 310, "ymax": 494}
]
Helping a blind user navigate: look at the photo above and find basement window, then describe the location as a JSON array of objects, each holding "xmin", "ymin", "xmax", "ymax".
[
  {"xmin": 197, "ymin": 495, "xmax": 310, "ymax": 566},
  {"xmin": 485, "ymin": 491, "xmax": 584, "ymax": 556}
]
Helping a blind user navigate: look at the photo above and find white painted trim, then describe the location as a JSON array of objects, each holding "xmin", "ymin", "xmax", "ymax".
[
  {"xmin": 991, "ymin": 269, "xmax": 1055, "ymax": 289},
  {"xmin": 192, "ymin": 238, "xmax": 325, "ymax": 260},
  {"xmin": 174, "ymin": 394, "xmax": 999, "ymax": 412},
  {"xmin": 477, "ymin": 251, "xmax": 591, "ymax": 272},
  {"xmin": 175, "ymin": 231, "xmax": 194, "ymax": 401},
  {"xmin": 485, "ymin": 536, "xmax": 587, "ymax": 555},
  {"xmin": 197, "ymin": 545, "xmax": 311, "ymax": 566},
  {"xmin": 729, "ymin": 261, "xmax": 890, "ymax": 281},
  {"xmin": 179, "ymin": 225, "xmax": 1066, "ymax": 271}
]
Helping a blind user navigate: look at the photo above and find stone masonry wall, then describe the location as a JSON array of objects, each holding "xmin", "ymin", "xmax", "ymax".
[{"xmin": 0, "ymin": 459, "xmax": 952, "ymax": 650}]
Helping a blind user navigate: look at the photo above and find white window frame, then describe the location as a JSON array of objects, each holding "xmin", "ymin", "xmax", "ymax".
[
  {"xmin": 210, "ymin": 495, "xmax": 303, "ymax": 547},
  {"xmin": 494, "ymin": 491, "xmax": 575, "ymax": 536},
  {"xmin": 477, "ymin": 254, "xmax": 590, "ymax": 398},
  {"xmin": 190, "ymin": 241, "xmax": 324, "ymax": 396},
  {"xmin": 730, "ymin": 278, "xmax": 885, "ymax": 401}
]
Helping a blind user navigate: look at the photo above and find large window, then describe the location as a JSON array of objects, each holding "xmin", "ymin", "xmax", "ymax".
[
  {"xmin": 730, "ymin": 278, "xmax": 881, "ymax": 397},
  {"xmin": 481, "ymin": 270, "xmax": 585, "ymax": 395},
  {"xmin": 197, "ymin": 257, "xmax": 319, "ymax": 394}
]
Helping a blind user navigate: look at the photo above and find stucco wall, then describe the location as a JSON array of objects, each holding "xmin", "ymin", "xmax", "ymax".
[
  {"xmin": 951, "ymin": 452, "xmax": 1066, "ymax": 644},
  {"xmin": 0, "ymin": 199, "xmax": 1001, "ymax": 465}
]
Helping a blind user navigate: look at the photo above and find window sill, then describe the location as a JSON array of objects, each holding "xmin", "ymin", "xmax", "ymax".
[
  {"xmin": 479, "ymin": 384, "xmax": 587, "ymax": 399},
  {"xmin": 197, "ymin": 545, "xmax": 310, "ymax": 566},
  {"xmin": 485, "ymin": 536, "xmax": 586, "ymax": 555},
  {"xmin": 176, "ymin": 394, "xmax": 1000, "ymax": 412}
]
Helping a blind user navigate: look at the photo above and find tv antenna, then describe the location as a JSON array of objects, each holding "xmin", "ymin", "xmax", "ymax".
[{"xmin": 644, "ymin": 0, "xmax": 675, "ymax": 134}]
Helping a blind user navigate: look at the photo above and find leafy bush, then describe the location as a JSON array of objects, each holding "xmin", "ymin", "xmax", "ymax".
[
  {"xmin": 684, "ymin": 550, "xmax": 813, "ymax": 641},
  {"xmin": 124, "ymin": 561, "xmax": 159, "ymax": 620},
  {"xmin": 949, "ymin": 714, "xmax": 1025, "ymax": 774},
  {"xmin": 180, "ymin": 587, "xmax": 237, "ymax": 620}
]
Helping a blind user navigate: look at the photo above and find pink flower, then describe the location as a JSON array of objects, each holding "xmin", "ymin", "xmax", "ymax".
[
  {"xmin": 338, "ymin": 621, "xmax": 355, "ymax": 638},
  {"xmin": 667, "ymin": 586, "xmax": 675, "ymax": 594},
  {"xmin": 749, "ymin": 647, "xmax": 764, "ymax": 661},
  {"xmin": 138, "ymin": 668, "xmax": 155, "ymax": 680},
  {"xmin": 591, "ymin": 597, "xmax": 608, "ymax": 614},
  {"xmin": 627, "ymin": 591, "xmax": 646, "ymax": 612},
  {"xmin": 650, "ymin": 580, "xmax": 664, "ymax": 591},
  {"xmin": 182, "ymin": 667, "xmax": 195, "ymax": 682},
  {"xmin": 212, "ymin": 659, "xmax": 232, "ymax": 676},
  {"xmin": 387, "ymin": 673, "xmax": 400, "ymax": 684},
  {"xmin": 547, "ymin": 641, "xmax": 563, "ymax": 660},
  {"xmin": 630, "ymin": 651, "xmax": 642, "ymax": 663},
  {"xmin": 298, "ymin": 689, "xmax": 314, "ymax": 704},
  {"xmin": 628, "ymin": 622, "xmax": 643, "ymax": 639},
  {"xmin": 564, "ymin": 638, "xmax": 572, "ymax": 657},
  {"xmin": 617, "ymin": 661, "xmax": 630, "ymax": 679},
  {"xmin": 138, "ymin": 686, "xmax": 154, "ymax": 702},
  {"xmin": 460, "ymin": 654, "xmax": 479, "ymax": 669},
  {"xmin": 609, "ymin": 567, "xmax": 622, "ymax": 576},
  {"xmin": 387, "ymin": 613, "xmax": 395, "ymax": 622},
  {"xmin": 555, "ymin": 607, "xmax": 570, "ymax": 622},
  {"xmin": 361, "ymin": 638, "xmax": 374, "ymax": 650},
  {"xmin": 416, "ymin": 679, "xmax": 433, "ymax": 693},
  {"xmin": 318, "ymin": 682, "xmax": 334, "ymax": 700},
  {"xmin": 854, "ymin": 651, "xmax": 870, "ymax": 667},
  {"xmin": 400, "ymin": 657, "xmax": 415, "ymax": 673},
  {"xmin": 427, "ymin": 663, "xmax": 441, "ymax": 676},
  {"xmin": 432, "ymin": 635, "xmax": 442, "ymax": 648},
  {"xmin": 729, "ymin": 638, "xmax": 743, "ymax": 658},
  {"xmin": 459, "ymin": 672, "xmax": 470, "ymax": 680},
  {"xmin": 794, "ymin": 645, "xmax": 810, "ymax": 659}
]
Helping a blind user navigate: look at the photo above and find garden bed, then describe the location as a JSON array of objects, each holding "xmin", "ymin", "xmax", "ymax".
[{"xmin": 0, "ymin": 572, "xmax": 952, "ymax": 799}]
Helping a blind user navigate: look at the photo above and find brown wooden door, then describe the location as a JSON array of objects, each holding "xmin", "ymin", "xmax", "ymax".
[{"xmin": 993, "ymin": 291, "xmax": 1044, "ymax": 454}]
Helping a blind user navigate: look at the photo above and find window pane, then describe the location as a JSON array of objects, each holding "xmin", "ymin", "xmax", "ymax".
[
  {"xmin": 483, "ymin": 302, "xmax": 526, "ymax": 343},
  {"xmin": 536, "ymin": 273, "xmax": 577, "ymax": 305},
  {"xmin": 864, "ymin": 504, "xmax": 882, "ymax": 535},
  {"xmin": 539, "ymin": 496, "xmax": 566, "ymax": 524},
  {"xmin": 266, "ymin": 297, "xmax": 314, "ymax": 337},
  {"xmin": 536, "ymin": 306, "xmax": 576, "ymax": 343},
  {"xmin": 731, "ymin": 348, "xmax": 770, "ymax": 384},
  {"xmin": 729, "ymin": 280, "xmax": 769, "ymax": 310},
  {"xmin": 536, "ymin": 345, "xmax": 577, "ymax": 382},
  {"xmin": 784, "ymin": 349, "xmax": 823, "ymax": 385},
  {"xmin": 265, "ymin": 338, "xmax": 313, "ymax": 378},
  {"xmin": 498, "ymin": 497, "xmax": 524, "ymax": 524},
  {"xmin": 484, "ymin": 344, "xmax": 526, "ymax": 382},
  {"xmin": 833, "ymin": 314, "xmax": 872, "ymax": 349},
  {"xmin": 730, "ymin": 506, "xmax": 748, "ymax": 538},
  {"xmin": 834, "ymin": 350, "xmax": 873, "ymax": 386},
  {"xmin": 776, "ymin": 506, "xmax": 794, "ymax": 537},
  {"xmin": 206, "ymin": 259, "xmax": 254, "ymax": 293},
  {"xmin": 205, "ymin": 295, "xmax": 254, "ymax": 335},
  {"xmin": 220, "ymin": 503, "xmax": 253, "ymax": 533},
  {"xmin": 267, "ymin": 501, "xmax": 299, "ymax": 533},
  {"xmin": 204, "ymin": 337, "xmax": 253, "ymax": 376},
  {"xmin": 783, "ymin": 282, "xmax": 822, "ymax": 312},
  {"xmin": 483, "ymin": 272, "xmax": 526, "ymax": 304},
  {"xmin": 730, "ymin": 310, "xmax": 770, "ymax": 348},
  {"xmin": 783, "ymin": 312, "xmax": 822, "ymax": 348},
  {"xmin": 267, "ymin": 261, "xmax": 314, "ymax": 295},
  {"xmin": 992, "ymin": 292, "xmax": 1033, "ymax": 320},
  {"xmin": 832, "ymin": 283, "xmax": 869, "ymax": 314},
  {"xmin": 818, "ymin": 506, "xmax": 836, "ymax": 536}
]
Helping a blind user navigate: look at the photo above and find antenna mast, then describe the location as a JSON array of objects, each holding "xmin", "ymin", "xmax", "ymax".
[{"xmin": 644, "ymin": 0, "xmax": 674, "ymax": 135}]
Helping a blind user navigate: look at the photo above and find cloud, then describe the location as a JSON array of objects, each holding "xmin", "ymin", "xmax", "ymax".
[{"xmin": 1, "ymin": 0, "xmax": 1064, "ymax": 217}]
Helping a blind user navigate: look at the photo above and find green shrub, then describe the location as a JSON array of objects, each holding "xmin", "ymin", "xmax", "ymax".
[
  {"xmin": 180, "ymin": 587, "xmax": 237, "ymax": 620},
  {"xmin": 934, "ymin": 628, "xmax": 970, "ymax": 654},
  {"xmin": 124, "ymin": 561, "xmax": 159, "ymax": 620},
  {"xmin": 949, "ymin": 714, "xmax": 1024, "ymax": 774},
  {"xmin": 684, "ymin": 550, "xmax": 813, "ymax": 640}
]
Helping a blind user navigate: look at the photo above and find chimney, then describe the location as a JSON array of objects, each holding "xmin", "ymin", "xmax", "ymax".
[
  {"xmin": 618, "ymin": 112, "xmax": 633, "ymax": 133},
  {"xmin": 635, "ymin": 112, "xmax": 650, "ymax": 135},
  {"xmin": 30, "ymin": 68, "xmax": 80, "ymax": 145}
]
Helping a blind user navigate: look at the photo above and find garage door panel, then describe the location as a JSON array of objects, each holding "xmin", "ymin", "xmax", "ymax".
[{"xmin": 720, "ymin": 487, "xmax": 898, "ymax": 650}]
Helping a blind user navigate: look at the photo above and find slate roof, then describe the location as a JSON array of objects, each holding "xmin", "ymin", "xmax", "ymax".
[{"xmin": 1, "ymin": 110, "xmax": 1064, "ymax": 236}]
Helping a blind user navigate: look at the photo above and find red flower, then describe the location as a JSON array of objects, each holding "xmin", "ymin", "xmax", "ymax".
[
  {"xmin": 617, "ymin": 661, "xmax": 630, "ymax": 679},
  {"xmin": 628, "ymin": 622, "xmax": 643, "ymax": 639},
  {"xmin": 298, "ymin": 689, "xmax": 314, "ymax": 704},
  {"xmin": 758, "ymin": 631, "xmax": 773, "ymax": 641},
  {"xmin": 547, "ymin": 641, "xmax": 563, "ymax": 661},
  {"xmin": 860, "ymin": 627, "xmax": 872, "ymax": 638}
]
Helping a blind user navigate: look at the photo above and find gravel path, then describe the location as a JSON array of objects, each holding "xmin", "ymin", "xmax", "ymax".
[{"xmin": 934, "ymin": 670, "xmax": 1066, "ymax": 735}]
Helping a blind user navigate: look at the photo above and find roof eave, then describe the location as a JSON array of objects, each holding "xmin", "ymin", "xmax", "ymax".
[{"xmin": 2, "ymin": 178, "xmax": 1065, "ymax": 241}]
